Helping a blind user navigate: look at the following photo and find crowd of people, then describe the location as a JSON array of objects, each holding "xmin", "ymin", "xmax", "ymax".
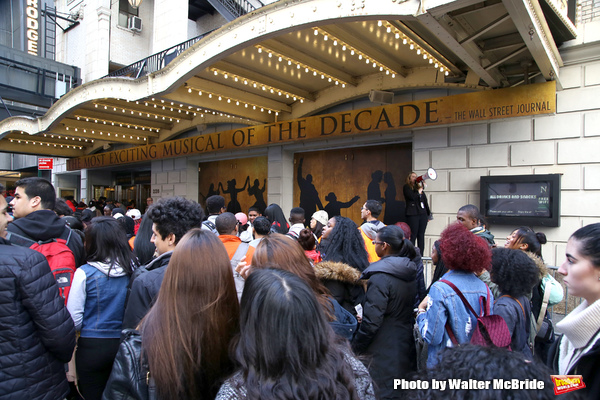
[{"xmin": 0, "ymin": 176, "xmax": 599, "ymax": 400}]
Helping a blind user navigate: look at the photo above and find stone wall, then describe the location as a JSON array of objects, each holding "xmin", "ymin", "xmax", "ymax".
[{"xmin": 417, "ymin": 63, "xmax": 600, "ymax": 265}]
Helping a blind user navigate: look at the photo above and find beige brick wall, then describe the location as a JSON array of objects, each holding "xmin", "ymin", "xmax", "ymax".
[{"xmin": 415, "ymin": 57, "xmax": 600, "ymax": 264}]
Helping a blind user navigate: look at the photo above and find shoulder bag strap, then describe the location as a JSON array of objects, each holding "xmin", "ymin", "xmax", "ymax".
[
  {"xmin": 536, "ymin": 285, "xmax": 551, "ymax": 332},
  {"xmin": 5, "ymin": 231, "xmax": 36, "ymax": 247},
  {"xmin": 445, "ymin": 322, "xmax": 459, "ymax": 345},
  {"xmin": 440, "ymin": 279, "xmax": 479, "ymax": 346},
  {"xmin": 439, "ymin": 279, "xmax": 479, "ymax": 318},
  {"xmin": 499, "ymin": 294, "xmax": 527, "ymax": 319}
]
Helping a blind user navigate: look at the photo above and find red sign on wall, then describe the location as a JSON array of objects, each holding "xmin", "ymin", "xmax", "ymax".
[{"xmin": 38, "ymin": 158, "xmax": 53, "ymax": 170}]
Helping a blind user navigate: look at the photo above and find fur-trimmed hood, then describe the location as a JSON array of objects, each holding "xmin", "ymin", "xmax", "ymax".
[
  {"xmin": 525, "ymin": 251, "xmax": 548, "ymax": 279},
  {"xmin": 314, "ymin": 261, "xmax": 363, "ymax": 285}
]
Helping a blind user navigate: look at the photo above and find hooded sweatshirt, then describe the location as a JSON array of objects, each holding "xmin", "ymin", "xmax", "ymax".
[
  {"xmin": 359, "ymin": 220, "xmax": 386, "ymax": 263},
  {"xmin": 7, "ymin": 209, "xmax": 85, "ymax": 266},
  {"xmin": 67, "ymin": 261, "xmax": 129, "ymax": 338}
]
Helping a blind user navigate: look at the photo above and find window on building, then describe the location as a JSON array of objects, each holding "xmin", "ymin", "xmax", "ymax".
[{"xmin": 118, "ymin": 0, "xmax": 139, "ymax": 27}]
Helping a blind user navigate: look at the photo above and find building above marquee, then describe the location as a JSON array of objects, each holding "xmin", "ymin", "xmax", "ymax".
[{"xmin": 0, "ymin": 0, "xmax": 576, "ymax": 158}]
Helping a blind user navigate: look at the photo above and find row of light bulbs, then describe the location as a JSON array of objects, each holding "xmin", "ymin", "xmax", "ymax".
[
  {"xmin": 94, "ymin": 102, "xmax": 182, "ymax": 123},
  {"xmin": 129, "ymin": 98, "xmax": 202, "ymax": 116},
  {"xmin": 256, "ymin": 45, "xmax": 348, "ymax": 87},
  {"xmin": 313, "ymin": 27, "xmax": 400, "ymax": 78},
  {"xmin": 186, "ymin": 86, "xmax": 280, "ymax": 115},
  {"xmin": 42, "ymin": 133, "xmax": 93, "ymax": 143},
  {"xmin": 209, "ymin": 68, "xmax": 306, "ymax": 102},
  {"xmin": 75, "ymin": 114, "xmax": 160, "ymax": 133},
  {"xmin": 8, "ymin": 138, "xmax": 84, "ymax": 150},
  {"xmin": 15, "ymin": 130, "xmax": 93, "ymax": 143},
  {"xmin": 64, "ymin": 125, "xmax": 148, "ymax": 141},
  {"xmin": 376, "ymin": 21, "xmax": 450, "ymax": 76}
]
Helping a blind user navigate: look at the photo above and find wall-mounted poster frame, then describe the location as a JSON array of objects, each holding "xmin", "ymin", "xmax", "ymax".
[{"xmin": 480, "ymin": 174, "xmax": 561, "ymax": 227}]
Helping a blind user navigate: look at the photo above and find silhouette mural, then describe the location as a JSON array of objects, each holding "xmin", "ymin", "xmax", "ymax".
[
  {"xmin": 219, "ymin": 177, "xmax": 250, "ymax": 213},
  {"xmin": 324, "ymin": 192, "xmax": 361, "ymax": 217},
  {"xmin": 367, "ymin": 170, "xmax": 385, "ymax": 203},
  {"xmin": 382, "ymin": 171, "xmax": 404, "ymax": 225},
  {"xmin": 198, "ymin": 157, "xmax": 267, "ymax": 215},
  {"xmin": 248, "ymin": 178, "xmax": 267, "ymax": 214},
  {"xmin": 293, "ymin": 144, "xmax": 412, "ymax": 226},
  {"xmin": 297, "ymin": 158, "xmax": 323, "ymax": 219}
]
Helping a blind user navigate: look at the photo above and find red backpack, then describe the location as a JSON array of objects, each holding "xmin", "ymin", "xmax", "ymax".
[
  {"xmin": 8, "ymin": 231, "xmax": 77, "ymax": 305},
  {"xmin": 440, "ymin": 279, "xmax": 512, "ymax": 349}
]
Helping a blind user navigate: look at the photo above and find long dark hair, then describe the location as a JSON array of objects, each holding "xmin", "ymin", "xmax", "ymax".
[
  {"xmin": 133, "ymin": 215, "xmax": 155, "ymax": 265},
  {"xmin": 141, "ymin": 229, "xmax": 239, "ymax": 399},
  {"xmin": 85, "ymin": 216, "xmax": 137, "ymax": 275},
  {"xmin": 377, "ymin": 225, "xmax": 416, "ymax": 259},
  {"xmin": 319, "ymin": 216, "xmax": 369, "ymax": 271},
  {"xmin": 232, "ymin": 268, "xmax": 363, "ymax": 399},
  {"xmin": 429, "ymin": 240, "xmax": 448, "ymax": 291},
  {"xmin": 264, "ymin": 203, "xmax": 289, "ymax": 234}
]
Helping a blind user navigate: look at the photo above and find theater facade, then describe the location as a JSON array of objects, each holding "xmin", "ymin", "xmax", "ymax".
[{"xmin": 1, "ymin": 0, "xmax": 598, "ymax": 264}]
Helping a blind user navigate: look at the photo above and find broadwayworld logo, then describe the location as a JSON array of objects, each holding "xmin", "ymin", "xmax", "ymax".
[{"xmin": 551, "ymin": 375, "xmax": 586, "ymax": 395}]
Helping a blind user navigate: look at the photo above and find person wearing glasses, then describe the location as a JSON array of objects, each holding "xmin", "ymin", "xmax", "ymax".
[{"xmin": 352, "ymin": 225, "xmax": 417, "ymax": 399}]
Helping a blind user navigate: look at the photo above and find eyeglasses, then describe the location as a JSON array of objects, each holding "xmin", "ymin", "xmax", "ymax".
[{"xmin": 372, "ymin": 241, "xmax": 385, "ymax": 245}]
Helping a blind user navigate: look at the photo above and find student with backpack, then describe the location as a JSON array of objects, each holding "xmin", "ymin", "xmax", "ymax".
[
  {"xmin": 7, "ymin": 177, "xmax": 85, "ymax": 304},
  {"xmin": 416, "ymin": 223, "xmax": 495, "ymax": 367},
  {"xmin": 66, "ymin": 217, "xmax": 138, "ymax": 400},
  {"xmin": 0, "ymin": 183, "xmax": 77, "ymax": 400},
  {"xmin": 490, "ymin": 248, "xmax": 540, "ymax": 359}
]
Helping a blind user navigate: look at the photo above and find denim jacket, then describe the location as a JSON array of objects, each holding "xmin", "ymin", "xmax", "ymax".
[
  {"xmin": 67, "ymin": 261, "xmax": 130, "ymax": 338},
  {"xmin": 417, "ymin": 270, "xmax": 493, "ymax": 367}
]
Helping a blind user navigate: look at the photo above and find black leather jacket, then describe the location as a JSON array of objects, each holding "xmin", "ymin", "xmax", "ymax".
[{"xmin": 102, "ymin": 330, "xmax": 156, "ymax": 400}]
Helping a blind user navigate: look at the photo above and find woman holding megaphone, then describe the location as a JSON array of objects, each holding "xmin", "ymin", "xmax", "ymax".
[{"xmin": 403, "ymin": 170, "xmax": 434, "ymax": 255}]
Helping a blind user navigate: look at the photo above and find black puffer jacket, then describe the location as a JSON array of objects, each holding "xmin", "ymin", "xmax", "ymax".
[
  {"xmin": 0, "ymin": 237, "xmax": 76, "ymax": 400},
  {"xmin": 352, "ymin": 255, "xmax": 417, "ymax": 399}
]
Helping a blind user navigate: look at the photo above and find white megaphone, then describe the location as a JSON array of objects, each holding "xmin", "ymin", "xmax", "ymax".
[{"xmin": 415, "ymin": 167, "xmax": 437, "ymax": 184}]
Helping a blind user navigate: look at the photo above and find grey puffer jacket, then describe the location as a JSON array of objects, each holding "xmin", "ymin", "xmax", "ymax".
[{"xmin": 0, "ymin": 237, "xmax": 76, "ymax": 400}]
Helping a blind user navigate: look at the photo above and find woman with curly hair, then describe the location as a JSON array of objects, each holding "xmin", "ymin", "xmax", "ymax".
[
  {"xmin": 416, "ymin": 223, "xmax": 492, "ymax": 367},
  {"xmin": 503, "ymin": 226, "xmax": 564, "ymax": 360},
  {"xmin": 319, "ymin": 216, "xmax": 369, "ymax": 272},
  {"xmin": 490, "ymin": 248, "xmax": 540, "ymax": 359},
  {"xmin": 216, "ymin": 268, "xmax": 376, "ymax": 400}
]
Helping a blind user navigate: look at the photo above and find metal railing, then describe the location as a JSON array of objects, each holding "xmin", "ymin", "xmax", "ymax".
[
  {"xmin": 106, "ymin": 30, "xmax": 216, "ymax": 78},
  {"xmin": 212, "ymin": 0, "xmax": 264, "ymax": 20},
  {"xmin": 106, "ymin": 0, "xmax": 266, "ymax": 79},
  {"xmin": 0, "ymin": 56, "xmax": 80, "ymax": 100}
]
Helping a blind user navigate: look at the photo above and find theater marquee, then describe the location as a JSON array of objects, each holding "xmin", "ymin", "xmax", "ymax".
[{"xmin": 67, "ymin": 81, "xmax": 556, "ymax": 171}]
